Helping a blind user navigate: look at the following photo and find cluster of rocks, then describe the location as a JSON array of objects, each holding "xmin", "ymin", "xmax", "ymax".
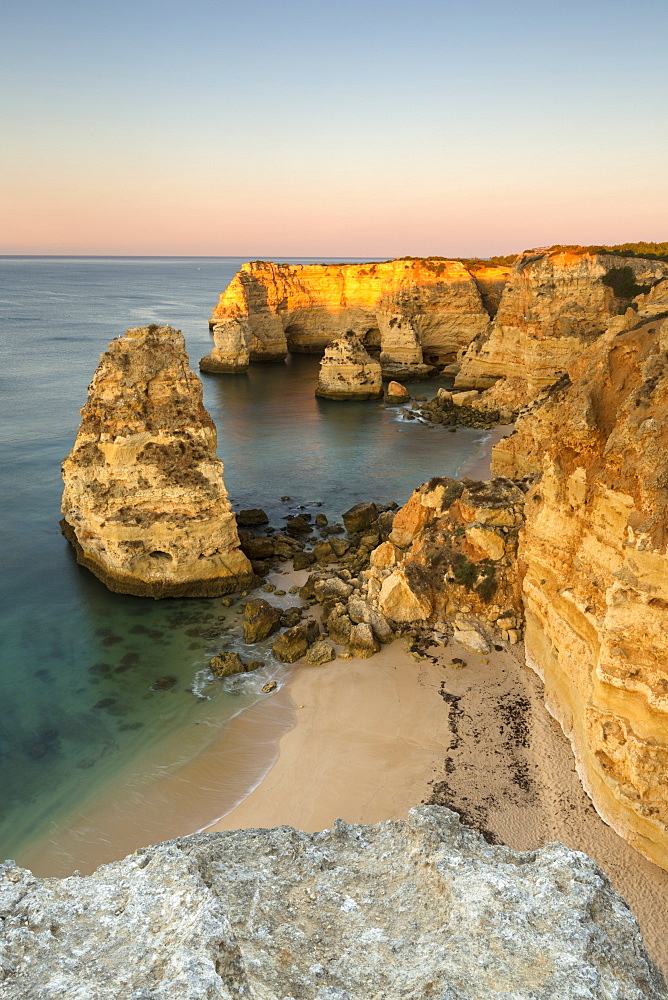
[
  {"xmin": 367, "ymin": 477, "xmax": 528, "ymax": 643},
  {"xmin": 412, "ymin": 386, "xmax": 508, "ymax": 429}
]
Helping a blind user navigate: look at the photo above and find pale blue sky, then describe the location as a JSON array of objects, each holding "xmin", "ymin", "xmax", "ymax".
[{"xmin": 3, "ymin": 0, "xmax": 667, "ymax": 255}]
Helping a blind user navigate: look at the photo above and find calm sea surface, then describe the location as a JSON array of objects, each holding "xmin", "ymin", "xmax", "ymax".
[{"xmin": 0, "ymin": 256, "xmax": 489, "ymax": 873}]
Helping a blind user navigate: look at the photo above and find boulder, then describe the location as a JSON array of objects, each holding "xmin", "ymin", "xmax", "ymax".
[
  {"xmin": 347, "ymin": 622, "xmax": 380, "ymax": 658},
  {"xmin": 243, "ymin": 599, "xmax": 281, "ymax": 644},
  {"xmin": 305, "ymin": 640, "xmax": 336, "ymax": 665},
  {"xmin": 384, "ymin": 380, "xmax": 410, "ymax": 404},
  {"xmin": 236, "ymin": 508, "xmax": 269, "ymax": 526},
  {"xmin": 209, "ymin": 652, "xmax": 262, "ymax": 677},
  {"xmin": 272, "ymin": 627, "xmax": 309, "ymax": 663},
  {"xmin": 342, "ymin": 501, "xmax": 378, "ymax": 533}
]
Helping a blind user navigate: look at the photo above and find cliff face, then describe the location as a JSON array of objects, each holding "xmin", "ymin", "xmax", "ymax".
[
  {"xmin": 315, "ymin": 331, "xmax": 383, "ymax": 400},
  {"xmin": 2, "ymin": 806, "xmax": 664, "ymax": 999},
  {"xmin": 205, "ymin": 258, "xmax": 508, "ymax": 372},
  {"xmin": 61, "ymin": 326, "xmax": 254, "ymax": 598},
  {"xmin": 455, "ymin": 250, "xmax": 668, "ymax": 399},
  {"xmin": 367, "ymin": 477, "xmax": 525, "ymax": 634},
  {"xmin": 493, "ymin": 312, "xmax": 668, "ymax": 869}
]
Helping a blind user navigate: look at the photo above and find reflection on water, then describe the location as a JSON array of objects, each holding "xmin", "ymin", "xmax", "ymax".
[{"xmin": 0, "ymin": 256, "xmax": 487, "ymax": 875}]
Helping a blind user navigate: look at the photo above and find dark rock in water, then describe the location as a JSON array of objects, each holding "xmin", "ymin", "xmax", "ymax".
[
  {"xmin": 243, "ymin": 599, "xmax": 281, "ymax": 644},
  {"xmin": 272, "ymin": 626, "xmax": 309, "ymax": 663},
  {"xmin": 285, "ymin": 515, "xmax": 312, "ymax": 536},
  {"xmin": 315, "ymin": 513, "xmax": 328, "ymax": 527},
  {"xmin": 342, "ymin": 501, "xmax": 378, "ymax": 533},
  {"xmin": 236, "ymin": 508, "xmax": 269, "ymax": 527},
  {"xmin": 292, "ymin": 551, "xmax": 315, "ymax": 570},
  {"xmin": 94, "ymin": 698, "xmax": 116, "ymax": 709},
  {"xmin": 281, "ymin": 606, "xmax": 303, "ymax": 629},
  {"xmin": 239, "ymin": 534, "xmax": 275, "ymax": 560},
  {"xmin": 151, "ymin": 676, "xmax": 178, "ymax": 691},
  {"xmin": 102, "ymin": 635, "xmax": 123, "ymax": 646},
  {"xmin": 262, "ymin": 680, "xmax": 278, "ymax": 693},
  {"xmin": 209, "ymin": 652, "xmax": 262, "ymax": 678},
  {"xmin": 280, "ymin": 495, "xmax": 291, "ymax": 501}
]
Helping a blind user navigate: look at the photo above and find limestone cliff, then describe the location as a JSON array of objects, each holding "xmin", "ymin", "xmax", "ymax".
[
  {"xmin": 204, "ymin": 258, "xmax": 508, "ymax": 373},
  {"xmin": 2, "ymin": 807, "xmax": 664, "ymax": 999},
  {"xmin": 367, "ymin": 477, "xmax": 525, "ymax": 638},
  {"xmin": 61, "ymin": 326, "xmax": 254, "ymax": 598},
  {"xmin": 455, "ymin": 249, "xmax": 668, "ymax": 402},
  {"xmin": 492, "ymin": 311, "xmax": 668, "ymax": 869},
  {"xmin": 315, "ymin": 331, "xmax": 383, "ymax": 400}
]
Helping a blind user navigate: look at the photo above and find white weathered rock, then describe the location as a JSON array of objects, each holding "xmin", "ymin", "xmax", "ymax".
[{"xmin": 1, "ymin": 808, "xmax": 664, "ymax": 998}]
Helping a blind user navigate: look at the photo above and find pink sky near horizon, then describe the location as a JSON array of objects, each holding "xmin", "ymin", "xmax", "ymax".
[{"xmin": 3, "ymin": 0, "xmax": 667, "ymax": 257}]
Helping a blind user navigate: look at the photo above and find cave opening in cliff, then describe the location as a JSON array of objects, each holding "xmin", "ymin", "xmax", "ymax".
[{"xmin": 363, "ymin": 328, "xmax": 382, "ymax": 355}]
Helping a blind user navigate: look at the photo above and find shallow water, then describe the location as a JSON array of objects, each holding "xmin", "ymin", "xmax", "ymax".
[{"xmin": 0, "ymin": 256, "xmax": 488, "ymax": 873}]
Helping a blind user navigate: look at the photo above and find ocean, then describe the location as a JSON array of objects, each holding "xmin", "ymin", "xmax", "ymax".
[{"xmin": 0, "ymin": 255, "xmax": 489, "ymax": 875}]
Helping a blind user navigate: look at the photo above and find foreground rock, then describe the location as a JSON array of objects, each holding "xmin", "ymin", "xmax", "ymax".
[
  {"xmin": 492, "ymin": 309, "xmax": 668, "ymax": 870},
  {"xmin": 1, "ymin": 806, "xmax": 664, "ymax": 999},
  {"xmin": 60, "ymin": 326, "xmax": 254, "ymax": 598},
  {"xmin": 315, "ymin": 331, "xmax": 383, "ymax": 400},
  {"xmin": 205, "ymin": 257, "xmax": 510, "ymax": 370}
]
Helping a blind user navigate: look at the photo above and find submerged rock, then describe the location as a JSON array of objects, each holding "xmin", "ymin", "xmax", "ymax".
[
  {"xmin": 315, "ymin": 331, "xmax": 383, "ymax": 400},
  {"xmin": 1, "ymin": 807, "xmax": 664, "ymax": 999},
  {"xmin": 61, "ymin": 326, "xmax": 254, "ymax": 598}
]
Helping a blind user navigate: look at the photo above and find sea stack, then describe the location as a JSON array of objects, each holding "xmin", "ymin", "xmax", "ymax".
[
  {"xmin": 315, "ymin": 331, "xmax": 383, "ymax": 400},
  {"xmin": 61, "ymin": 325, "xmax": 254, "ymax": 598},
  {"xmin": 199, "ymin": 318, "xmax": 249, "ymax": 373}
]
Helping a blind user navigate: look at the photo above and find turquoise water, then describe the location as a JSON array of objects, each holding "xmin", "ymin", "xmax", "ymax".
[{"xmin": 0, "ymin": 256, "xmax": 488, "ymax": 873}]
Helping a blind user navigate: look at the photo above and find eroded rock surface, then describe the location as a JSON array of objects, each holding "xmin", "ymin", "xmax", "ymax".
[
  {"xmin": 61, "ymin": 326, "xmax": 254, "ymax": 597},
  {"xmin": 456, "ymin": 249, "xmax": 668, "ymax": 407},
  {"xmin": 315, "ymin": 332, "xmax": 382, "ymax": 400},
  {"xmin": 368, "ymin": 477, "xmax": 525, "ymax": 632},
  {"xmin": 490, "ymin": 311, "xmax": 668, "ymax": 870},
  {"xmin": 2, "ymin": 807, "xmax": 664, "ymax": 999},
  {"xmin": 205, "ymin": 257, "xmax": 508, "ymax": 373}
]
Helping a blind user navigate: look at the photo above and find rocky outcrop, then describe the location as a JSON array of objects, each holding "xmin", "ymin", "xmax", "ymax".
[
  {"xmin": 205, "ymin": 258, "xmax": 508, "ymax": 373},
  {"xmin": 61, "ymin": 326, "xmax": 254, "ymax": 598},
  {"xmin": 2, "ymin": 806, "xmax": 665, "ymax": 999},
  {"xmin": 455, "ymin": 249, "xmax": 668, "ymax": 404},
  {"xmin": 492, "ymin": 311, "xmax": 668, "ymax": 870},
  {"xmin": 367, "ymin": 477, "xmax": 525, "ymax": 634},
  {"xmin": 315, "ymin": 331, "xmax": 383, "ymax": 400}
]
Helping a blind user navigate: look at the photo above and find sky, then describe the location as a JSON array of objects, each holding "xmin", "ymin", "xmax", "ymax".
[{"xmin": 2, "ymin": 0, "xmax": 667, "ymax": 257}]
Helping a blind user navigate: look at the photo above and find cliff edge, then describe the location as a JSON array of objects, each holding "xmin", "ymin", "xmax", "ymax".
[
  {"xmin": 203, "ymin": 258, "xmax": 510, "ymax": 375},
  {"xmin": 492, "ymin": 307, "xmax": 668, "ymax": 869},
  {"xmin": 1, "ymin": 807, "xmax": 664, "ymax": 999}
]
